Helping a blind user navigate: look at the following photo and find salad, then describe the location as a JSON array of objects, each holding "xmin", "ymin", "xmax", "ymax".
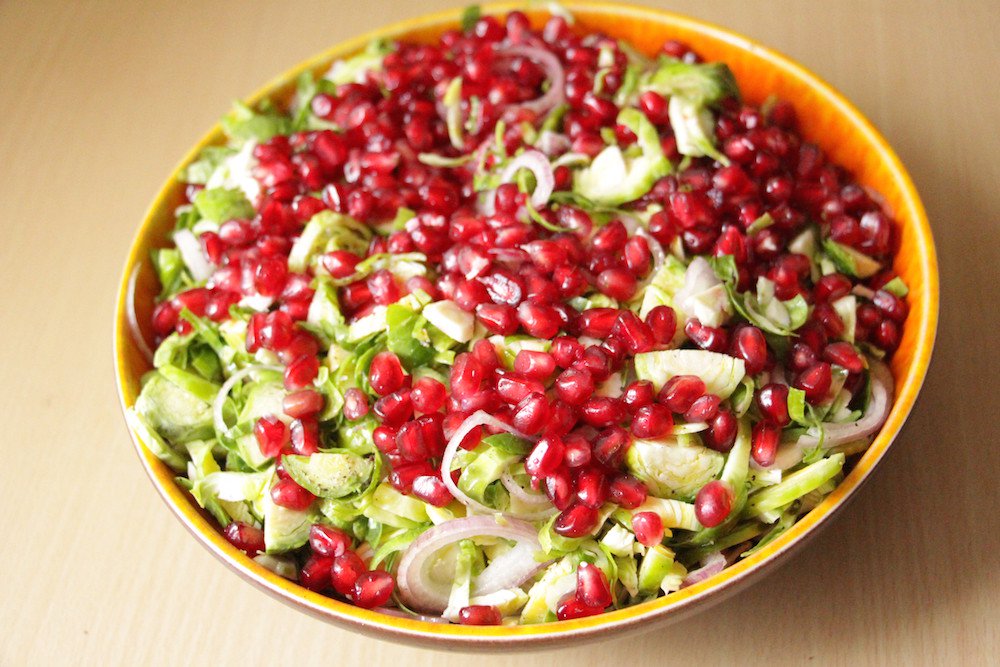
[{"xmin": 127, "ymin": 6, "xmax": 908, "ymax": 626}]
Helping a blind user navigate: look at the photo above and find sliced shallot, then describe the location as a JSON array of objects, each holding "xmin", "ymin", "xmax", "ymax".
[
  {"xmin": 395, "ymin": 515, "xmax": 544, "ymax": 613},
  {"xmin": 126, "ymin": 262, "xmax": 154, "ymax": 364}
]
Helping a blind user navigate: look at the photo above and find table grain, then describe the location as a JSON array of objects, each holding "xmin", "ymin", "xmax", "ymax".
[{"xmin": 1, "ymin": 1, "xmax": 997, "ymax": 664}]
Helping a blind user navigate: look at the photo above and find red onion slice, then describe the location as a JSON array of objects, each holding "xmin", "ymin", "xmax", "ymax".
[
  {"xmin": 213, "ymin": 364, "xmax": 282, "ymax": 436},
  {"xmin": 173, "ymin": 228, "xmax": 214, "ymax": 282},
  {"xmin": 680, "ymin": 551, "xmax": 726, "ymax": 588},
  {"xmin": 620, "ymin": 213, "xmax": 666, "ymax": 286},
  {"xmin": 395, "ymin": 515, "xmax": 543, "ymax": 613},
  {"xmin": 440, "ymin": 410, "xmax": 534, "ymax": 517},
  {"xmin": 500, "ymin": 469, "xmax": 558, "ymax": 521},
  {"xmin": 536, "ymin": 130, "xmax": 571, "ymax": 157},
  {"xmin": 496, "ymin": 149, "xmax": 555, "ymax": 209},
  {"xmin": 126, "ymin": 262, "xmax": 154, "ymax": 364},
  {"xmin": 497, "ymin": 45, "xmax": 566, "ymax": 117},
  {"xmin": 765, "ymin": 360, "xmax": 894, "ymax": 471}
]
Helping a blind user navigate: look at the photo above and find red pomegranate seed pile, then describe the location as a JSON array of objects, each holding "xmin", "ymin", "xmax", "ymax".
[{"xmin": 161, "ymin": 10, "xmax": 908, "ymax": 617}]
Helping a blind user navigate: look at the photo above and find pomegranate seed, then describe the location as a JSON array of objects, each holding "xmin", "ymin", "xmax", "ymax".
[
  {"xmin": 794, "ymin": 362, "xmax": 833, "ymax": 403},
  {"xmin": 253, "ymin": 256, "xmax": 289, "ymax": 297},
  {"xmin": 575, "ymin": 467, "xmax": 609, "ymax": 508},
  {"xmin": 513, "ymin": 392, "xmax": 550, "ymax": 435},
  {"xmin": 299, "ymin": 555, "xmax": 334, "ymax": 591},
  {"xmin": 368, "ymin": 269, "xmax": 402, "ymax": 306},
  {"xmin": 596, "ymin": 268, "xmax": 637, "ymax": 300},
  {"xmin": 553, "ymin": 265, "xmax": 588, "ymax": 298},
  {"xmin": 823, "ymin": 342, "xmax": 865, "ymax": 373},
  {"xmin": 259, "ymin": 310, "xmax": 294, "ymax": 351},
  {"xmin": 623, "ymin": 236, "xmax": 652, "ymax": 276},
  {"xmin": 814, "ymin": 273, "xmax": 852, "ymax": 303},
  {"xmin": 412, "ymin": 475, "xmax": 453, "ymax": 507},
  {"xmin": 790, "ymin": 342, "xmax": 818, "ymax": 371},
  {"xmin": 517, "ymin": 301, "xmax": 562, "ymax": 338},
  {"xmin": 872, "ymin": 289, "xmax": 907, "ymax": 322},
  {"xmin": 271, "ymin": 478, "xmax": 315, "ymax": 510},
  {"xmin": 321, "ymin": 250, "xmax": 361, "ymax": 278},
  {"xmin": 695, "ymin": 481, "xmax": 734, "ymax": 528},
  {"xmin": 730, "ymin": 325, "xmax": 767, "ymax": 375},
  {"xmin": 703, "ymin": 410, "xmax": 738, "ymax": 452},
  {"xmin": 858, "ymin": 211, "xmax": 891, "ymax": 255},
  {"xmin": 310, "ymin": 524, "xmax": 350, "ymax": 558},
  {"xmin": 659, "ymin": 375, "xmax": 706, "ymax": 413},
  {"xmin": 751, "ymin": 422, "xmax": 781, "ymax": 467},
  {"xmin": 277, "ymin": 332, "xmax": 320, "ymax": 365},
  {"xmin": 562, "ymin": 435, "xmax": 592, "ymax": 468},
  {"xmin": 592, "ymin": 426, "xmax": 629, "ymax": 467},
  {"xmin": 152, "ymin": 301, "xmax": 180, "ymax": 337},
  {"xmin": 343, "ymin": 387, "xmax": 370, "ymax": 421},
  {"xmin": 411, "ymin": 376, "xmax": 447, "ymax": 413},
  {"xmin": 874, "ymin": 319, "xmax": 900, "ymax": 351},
  {"xmin": 576, "ymin": 308, "xmax": 619, "ymax": 338},
  {"xmin": 557, "ymin": 596, "xmax": 605, "ymax": 621},
  {"xmin": 476, "ymin": 303, "xmax": 519, "ymax": 334},
  {"xmin": 554, "ymin": 503, "xmax": 599, "ymax": 538},
  {"xmin": 514, "ymin": 350, "xmax": 556, "ymax": 380},
  {"xmin": 551, "ymin": 336, "xmax": 584, "ymax": 368},
  {"xmin": 544, "ymin": 470, "xmax": 576, "ymax": 510},
  {"xmin": 579, "ymin": 396, "xmax": 624, "ymax": 428},
  {"xmin": 331, "ymin": 551, "xmax": 367, "ymax": 596},
  {"xmin": 369, "ymin": 351, "xmax": 405, "ymax": 396},
  {"xmin": 352, "ymin": 570, "xmax": 395, "ymax": 608},
  {"xmin": 684, "ymin": 394, "xmax": 720, "ymax": 422},
  {"xmin": 289, "ymin": 418, "xmax": 319, "ymax": 455},
  {"xmin": 525, "ymin": 437, "xmax": 565, "ymax": 478},
  {"xmin": 609, "ymin": 474, "xmax": 647, "ymax": 509},
  {"xmin": 283, "ymin": 355, "xmax": 320, "ymax": 390},
  {"xmin": 685, "ymin": 318, "xmax": 728, "ymax": 352},
  {"xmin": 757, "ymin": 383, "xmax": 790, "ymax": 426},
  {"xmin": 389, "ymin": 462, "xmax": 434, "ymax": 493},
  {"xmin": 458, "ymin": 605, "xmax": 502, "ymax": 626},
  {"xmin": 622, "ymin": 380, "xmax": 655, "ymax": 413},
  {"xmin": 632, "ymin": 511, "xmax": 664, "ymax": 547},
  {"xmin": 612, "ymin": 311, "xmax": 655, "ymax": 354},
  {"xmin": 450, "ymin": 353, "xmax": 485, "ymax": 398},
  {"xmin": 418, "ymin": 414, "xmax": 446, "ymax": 457},
  {"xmin": 224, "ymin": 522, "xmax": 265, "ymax": 556},
  {"xmin": 372, "ymin": 425, "xmax": 398, "ymax": 455},
  {"xmin": 631, "ymin": 404, "xmax": 674, "ymax": 439},
  {"xmin": 646, "ymin": 305, "xmax": 677, "ymax": 346},
  {"xmin": 554, "ymin": 368, "xmax": 595, "ymax": 406},
  {"xmin": 483, "ymin": 269, "xmax": 525, "ymax": 306},
  {"xmin": 283, "ymin": 389, "xmax": 324, "ymax": 418},
  {"xmin": 812, "ymin": 303, "xmax": 845, "ymax": 339},
  {"xmin": 395, "ymin": 420, "xmax": 428, "ymax": 461},
  {"xmin": 497, "ymin": 373, "xmax": 545, "ymax": 404},
  {"xmin": 471, "ymin": 339, "xmax": 500, "ymax": 374},
  {"xmin": 254, "ymin": 415, "xmax": 288, "ymax": 458},
  {"xmin": 374, "ymin": 389, "xmax": 414, "ymax": 426},
  {"xmin": 576, "ymin": 562, "xmax": 612, "ymax": 609}
]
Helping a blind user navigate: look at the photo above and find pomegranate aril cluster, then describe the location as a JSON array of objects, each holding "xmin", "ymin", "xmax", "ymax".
[{"xmin": 146, "ymin": 7, "xmax": 913, "ymax": 625}]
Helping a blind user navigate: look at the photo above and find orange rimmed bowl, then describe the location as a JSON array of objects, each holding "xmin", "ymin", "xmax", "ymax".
[{"xmin": 114, "ymin": 1, "xmax": 938, "ymax": 651}]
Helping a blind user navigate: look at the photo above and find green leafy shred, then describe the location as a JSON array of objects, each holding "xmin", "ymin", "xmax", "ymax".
[
  {"xmin": 221, "ymin": 101, "xmax": 291, "ymax": 145},
  {"xmin": 192, "ymin": 187, "xmax": 254, "ymax": 223}
]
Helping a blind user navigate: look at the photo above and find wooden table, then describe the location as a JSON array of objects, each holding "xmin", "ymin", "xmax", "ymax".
[{"xmin": 2, "ymin": 1, "xmax": 996, "ymax": 664}]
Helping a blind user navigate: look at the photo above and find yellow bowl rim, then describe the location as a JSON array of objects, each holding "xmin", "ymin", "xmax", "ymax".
[{"xmin": 114, "ymin": 0, "xmax": 939, "ymax": 649}]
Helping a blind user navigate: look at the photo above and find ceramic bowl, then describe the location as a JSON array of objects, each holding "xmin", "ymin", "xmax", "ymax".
[{"xmin": 115, "ymin": 2, "xmax": 938, "ymax": 651}]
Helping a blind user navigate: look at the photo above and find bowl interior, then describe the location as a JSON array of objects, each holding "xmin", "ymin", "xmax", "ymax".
[{"xmin": 115, "ymin": 1, "xmax": 937, "ymax": 650}]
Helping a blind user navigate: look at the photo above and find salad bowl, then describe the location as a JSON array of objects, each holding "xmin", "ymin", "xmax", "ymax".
[{"xmin": 115, "ymin": 1, "xmax": 938, "ymax": 650}]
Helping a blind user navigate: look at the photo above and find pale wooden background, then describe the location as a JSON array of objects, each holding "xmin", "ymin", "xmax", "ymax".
[{"xmin": 1, "ymin": 1, "xmax": 997, "ymax": 664}]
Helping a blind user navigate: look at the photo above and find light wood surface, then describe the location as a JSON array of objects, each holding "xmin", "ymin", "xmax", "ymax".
[{"xmin": 1, "ymin": 1, "xmax": 997, "ymax": 664}]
